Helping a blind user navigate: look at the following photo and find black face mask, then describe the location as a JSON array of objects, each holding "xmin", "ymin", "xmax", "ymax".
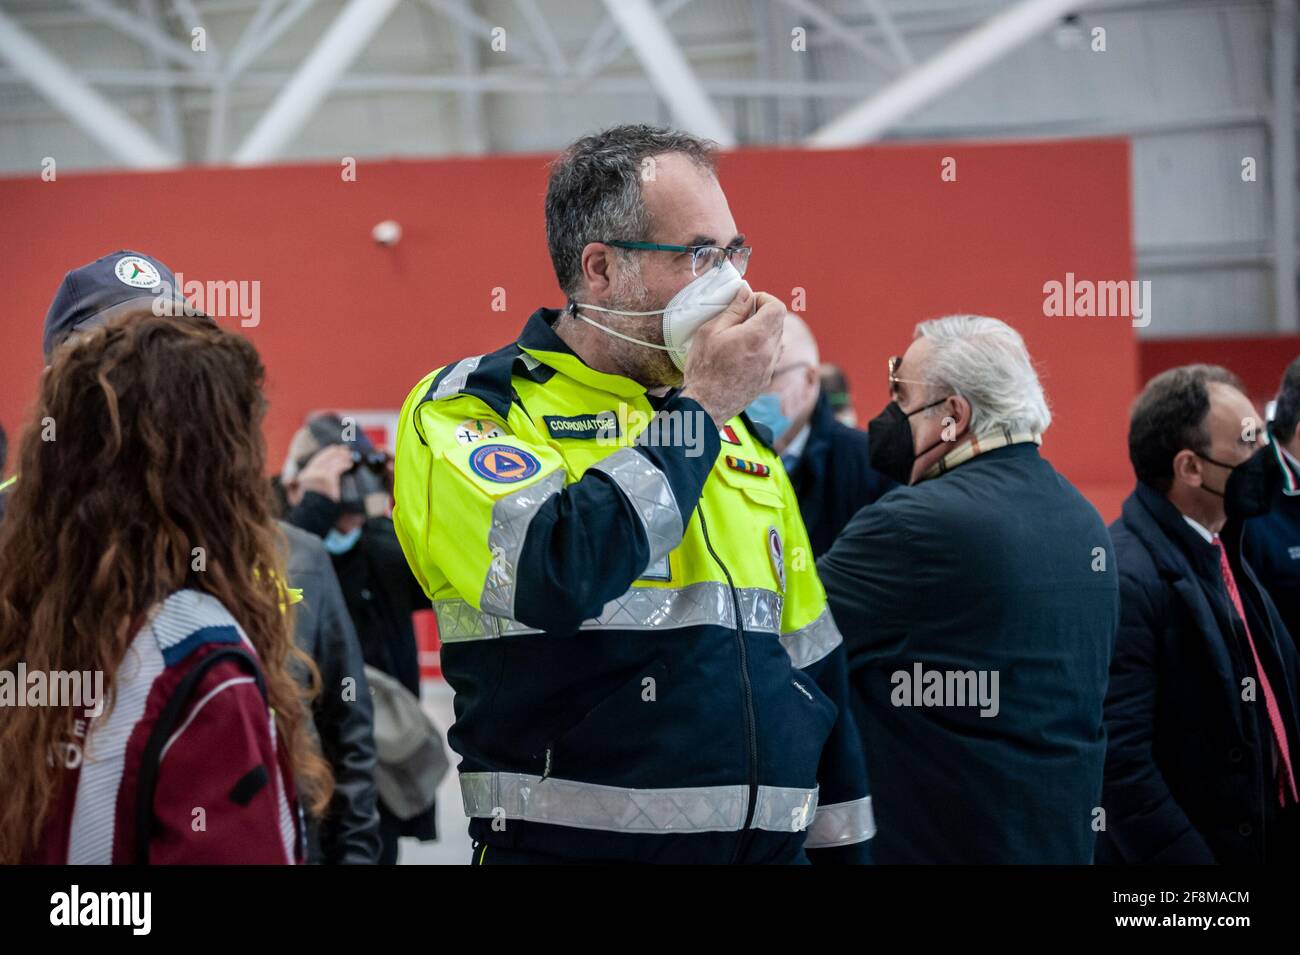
[
  {"xmin": 1198, "ymin": 445, "xmax": 1281, "ymax": 522},
  {"xmin": 867, "ymin": 397, "xmax": 950, "ymax": 485}
]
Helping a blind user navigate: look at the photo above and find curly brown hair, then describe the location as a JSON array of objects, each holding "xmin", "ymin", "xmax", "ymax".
[{"xmin": 0, "ymin": 310, "xmax": 332, "ymax": 863}]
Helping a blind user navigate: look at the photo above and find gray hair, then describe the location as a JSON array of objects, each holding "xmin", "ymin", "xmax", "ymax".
[
  {"xmin": 545, "ymin": 124, "xmax": 718, "ymax": 298},
  {"xmin": 913, "ymin": 315, "xmax": 1051, "ymax": 436}
]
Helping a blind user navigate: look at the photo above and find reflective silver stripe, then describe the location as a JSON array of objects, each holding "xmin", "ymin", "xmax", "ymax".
[
  {"xmin": 739, "ymin": 587, "xmax": 782, "ymax": 636},
  {"xmin": 460, "ymin": 772, "xmax": 818, "ymax": 834},
  {"xmin": 588, "ymin": 447, "xmax": 683, "ymax": 567},
  {"xmin": 779, "ymin": 606, "xmax": 843, "ymax": 669},
  {"xmin": 436, "ymin": 583, "xmax": 782, "ymax": 643},
  {"xmin": 431, "ymin": 355, "xmax": 482, "ymax": 400},
  {"xmin": 435, "ymin": 599, "xmax": 542, "ymax": 641},
  {"xmin": 479, "ymin": 470, "xmax": 565, "ymax": 618},
  {"xmin": 803, "ymin": 796, "xmax": 876, "ymax": 848},
  {"xmin": 754, "ymin": 785, "xmax": 819, "ymax": 833}
]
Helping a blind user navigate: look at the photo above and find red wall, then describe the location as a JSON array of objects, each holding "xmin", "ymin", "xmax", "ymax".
[{"xmin": 0, "ymin": 139, "xmax": 1138, "ymax": 517}]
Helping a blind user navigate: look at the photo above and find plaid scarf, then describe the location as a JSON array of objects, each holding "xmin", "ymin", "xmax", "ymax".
[{"xmin": 919, "ymin": 428, "xmax": 1043, "ymax": 482}]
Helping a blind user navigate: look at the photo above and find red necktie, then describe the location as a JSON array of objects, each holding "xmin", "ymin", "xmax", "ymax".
[{"xmin": 1215, "ymin": 536, "xmax": 1298, "ymax": 806}]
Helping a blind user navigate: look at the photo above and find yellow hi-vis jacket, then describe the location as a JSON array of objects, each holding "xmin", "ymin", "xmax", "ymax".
[{"xmin": 393, "ymin": 308, "xmax": 873, "ymax": 863}]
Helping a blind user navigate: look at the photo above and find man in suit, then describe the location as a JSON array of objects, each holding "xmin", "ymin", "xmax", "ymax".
[
  {"xmin": 817, "ymin": 314, "xmax": 1118, "ymax": 863},
  {"xmin": 1102, "ymin": 364, "xmax": 1300, "ymax": 863},
  {"xmin": 746, "ymin": 313, "xmax": 893, "ymax": 558},
  {"xmin": 1244, "ymin": 356, "xmax": 1300, "ymax": 638}
]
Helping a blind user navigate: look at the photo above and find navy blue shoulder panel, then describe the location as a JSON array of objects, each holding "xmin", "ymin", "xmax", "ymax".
[
  {"xmin": 739, "ymin": 410, "xmax": 775, "ymax": 453},
  {"xmin": 414, "ymin": 342, "xmax": 526, "ymax": 445},
  {"xmin": 411, "ymin": 321, "xmax": 560, "ymax": 445},
  {"xmin": 423, "ymin": 342, "xmax": 520, "ymax": 417}
]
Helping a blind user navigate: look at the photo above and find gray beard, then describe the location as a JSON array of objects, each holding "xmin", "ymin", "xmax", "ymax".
[{"xmin": 596, "ymin": 279, "xmax": 681, "ymax": 389}]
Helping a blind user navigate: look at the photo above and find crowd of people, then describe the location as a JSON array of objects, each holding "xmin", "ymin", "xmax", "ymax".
[{"xmin": 0, "ymin": 122, "xmax": 1297, "ymax": 865}]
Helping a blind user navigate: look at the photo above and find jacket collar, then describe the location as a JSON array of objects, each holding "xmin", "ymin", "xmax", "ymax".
[
  {"xmin": 1126, "ymin": 482, "xmax": 1223, "ymax": 580},
  {"xmin": 518, "ymin": 308, "xmax": 647, "ymax": 399}
]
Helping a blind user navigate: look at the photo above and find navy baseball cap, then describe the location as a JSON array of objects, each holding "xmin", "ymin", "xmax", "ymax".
[{"xmin": 42, "ymin": 250, "xmax": 210, "ymax": 360}]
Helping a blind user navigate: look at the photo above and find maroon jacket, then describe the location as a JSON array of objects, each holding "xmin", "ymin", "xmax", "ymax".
[{"xmin": 26, "ymin": 590, "xmax": 302, "ymax": 864}]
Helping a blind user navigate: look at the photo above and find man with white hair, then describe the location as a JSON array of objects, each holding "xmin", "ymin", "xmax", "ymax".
[{"xmin": 817, "ymin": 314, "xmax": 1118, "ymax": 863}]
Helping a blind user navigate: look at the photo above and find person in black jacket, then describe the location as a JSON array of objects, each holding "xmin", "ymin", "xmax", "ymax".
[
  {"xmin": 744, "ymin": 314, "xmax": 893, "ymax": 558},
  {"xmin": 281, "ymin": 521, "xmax": 382, "ymax": 864},
  {"xmin": 1102, "ymin": 364, "xmax": 1300, "ymax": 864},
  {"xmin": 817, "ymin": 315, "xmax": 1117, "ymax": 863},
  {"xmin": 280, "ymin": 414, "xmax": 437, "ymax": 863},
  {"xmin": 37, "ymin": 250, "xmax": 381, "ymax": 864},
  {"xmin": 1244, "ymin": 355, "xmax": 1300, "ymax": 639}
]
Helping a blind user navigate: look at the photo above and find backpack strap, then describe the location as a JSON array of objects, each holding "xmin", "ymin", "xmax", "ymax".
[{"xmin": 133, "ymin": 645, "xmax": 267, "ymax": 865}]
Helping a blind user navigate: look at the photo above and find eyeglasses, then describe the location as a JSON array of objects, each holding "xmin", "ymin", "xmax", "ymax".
[
  {"xmin": 887, "ymin": 355, "xmax": 929, "ymax": 399},
  {"xmin": 603, "ymin": 240, "xmax": 752, "ymax": 277}
]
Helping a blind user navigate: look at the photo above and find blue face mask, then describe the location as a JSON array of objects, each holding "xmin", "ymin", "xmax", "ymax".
[
  {"xmin": 746, "ymin": 392, "xmax": 792, "ymax": 445},
  {"xmin": 323, "ymin": 525, "xmax": 362, "ymax": 555}
]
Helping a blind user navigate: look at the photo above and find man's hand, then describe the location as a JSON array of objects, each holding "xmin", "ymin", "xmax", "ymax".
[
  {"xmin": 680, "ymin": 287, "xmax": 785, "ymax": 428},
  {"xmin": 294, "ymin": 444, "xmax": 354, "ymax": 502}
]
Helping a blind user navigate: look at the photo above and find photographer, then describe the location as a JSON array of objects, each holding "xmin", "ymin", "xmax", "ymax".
[{"xmin": 281, "ymin": 414, "xmax": 438, "ymax": 863}]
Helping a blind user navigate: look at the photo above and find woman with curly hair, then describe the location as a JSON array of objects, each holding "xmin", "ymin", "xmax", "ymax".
[{"xmin": 0, "ymin": 310, "xmax": 332, "ymax": 864}]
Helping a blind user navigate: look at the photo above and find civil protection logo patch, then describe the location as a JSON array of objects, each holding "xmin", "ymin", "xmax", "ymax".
[{"xmin": 469, "ymin": 444, "xmax": 541, "ymax": 484}]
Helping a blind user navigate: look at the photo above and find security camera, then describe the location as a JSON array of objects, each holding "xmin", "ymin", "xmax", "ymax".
[{"xmin": 372, "ymin": 220, "xmax": 402, "ymax": 246}]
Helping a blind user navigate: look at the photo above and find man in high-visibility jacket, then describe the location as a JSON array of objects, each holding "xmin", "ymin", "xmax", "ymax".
[{"xmin": 394, "ymin": 124, "xmax": 872, "ymax": 864}]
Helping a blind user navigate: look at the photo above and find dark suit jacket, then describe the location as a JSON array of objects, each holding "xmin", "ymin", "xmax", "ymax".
[
  {"xmin": 786, "ymin": 393, "xmax": 895, "ymax": 558},
  {"xmin": 817, "ymin": 442, "xmax": 1117, "ymax": 863},
  {"xmin": 1102, "ymin": 483, "xmax": 1300, "ymax": 863},
  {"xmin": 280, "ymin": 520, "xmax": 382, "ymax": 864}
]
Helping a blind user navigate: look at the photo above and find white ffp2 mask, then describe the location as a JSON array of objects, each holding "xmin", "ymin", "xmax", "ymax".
[{"xmin": 572, "ymin": 261, "xmax": 748, "ymax": 371}]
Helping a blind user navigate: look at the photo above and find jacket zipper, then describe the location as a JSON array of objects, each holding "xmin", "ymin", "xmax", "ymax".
[{"xmin": 696, "ymin": 505, "xmax": 759, "ymax": 860}]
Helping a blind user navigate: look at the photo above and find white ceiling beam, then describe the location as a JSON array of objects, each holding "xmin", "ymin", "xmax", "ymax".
[
  {"xmin": 513, "ymin": 0, "xmax": 568, "ymax": 74},
  {"xmin": 172, "ymin": 0, "xmax": 222, "ymax": 63},
  {"xmin": 225, "ymin": 0, "xmax": 314, "ymax": 79},
  {"xmin": 446, "ymin": 0, "xmax": 486, "ymax": 154},
  {"xmin": 862, "ymin": 0, "xmax": 915, "ymax": 67},
  {"xmin": 807, "ymin": 0, "xmax": 1094, "ymax": 147},
  {"xmin": 776, "ymin": 0, "xmax": 900, "ymax": 73},
  {"xmin": 572, "ymin": 0, "xmax": 694, "ymax": 83},
  {"xmin": 73, "ymin": 0, "xmax": 210, "ymax": 72},
  {"xmin": 422, "ymin": 0, "xmax": 548, "ymax": 72},
  {"xmin": 0, "ymin": 6, "xmax": 177, "ymax": 168},
  {"xmin": 206, "ymin": 78, "xmax": 230, "ymax": 161},
  {"xmin": 138, "ymin": 0, "xmax": 185, "ymax": 158},
  {"xmin": 211, "ymin": 0, "xmax": 293, "ymax": 161},
  {"xmin": 232, "ymin": 0, "xmax": 401, "ymax": 165},
  {"xmin": 600, "ymin": 0, "xmax": 735, "ymax": 146}
]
